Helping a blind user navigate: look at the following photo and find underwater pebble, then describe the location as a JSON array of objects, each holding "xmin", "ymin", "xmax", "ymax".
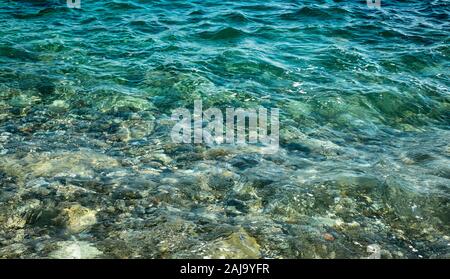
[
  {"xmin": 323, "ymin": 233, "xmax": 335, "ymax": 242},
  {"xmin": 367, "ymin": 244, "xmax": 381, "ymax": 259}
]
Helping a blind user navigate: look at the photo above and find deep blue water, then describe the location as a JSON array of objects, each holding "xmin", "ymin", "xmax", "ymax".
[{"xmin": 0, "ymin": 0, "xmax": 449, "ymax": 258}]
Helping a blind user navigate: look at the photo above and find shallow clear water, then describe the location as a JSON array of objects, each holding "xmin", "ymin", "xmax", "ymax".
[{"xmin": 0, "ymin": 0, "xmax": 449, "ymax": 258}]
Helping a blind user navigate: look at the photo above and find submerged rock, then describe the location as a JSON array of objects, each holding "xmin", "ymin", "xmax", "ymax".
[
  {"xmin": 0, "ymin": 243, "xmax": 28, "ymax": 259},
  {"xmin": 57, "ymin": 204, "xmax": 97, "ymax": 233},
  {"xmin": 207, "ymin": 170, "xmax": 236, "ymax": 192},
  {"xmin": 366, "ymin": 244, "xmax": 381, "ymax": 259},
  {"xmin": 86, "ymin": 90, "xmax": 155, "ymax": 114},
  {"xmin": 48, "ymin": 100, "xmax": 69, "ymax": 113},
  {"xmin": 202, "ymin": 229, "xmax": 261, "ymax": 259},
  {"xmin": 8, "ymin": 149, "xmax": 120, "ymax": 178},
  {"xmin": 280, "ymin": 126, "xmax": 341, "ymax": 156},
  {"xmin": 49, "ymin": 241, "xmax": 103, "ymax": 259}
]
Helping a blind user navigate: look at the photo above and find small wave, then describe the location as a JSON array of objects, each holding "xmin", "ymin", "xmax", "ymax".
[
  {"xmin": 280, "ymin": 6, "xmax": 331, "ymax": 21},
  {"xmin": 128, "ymin": 20, "xmax": 168, "ymax": 34},
  {"xmin": 219, "ymin": 11, "xmax": 252, "ymax": 23},
  {"xmin": 0, "ymin": 44, "xmax": 38, "ymax": 61},
  {"xmin": 198, "ymin": 27, "xmax": 247, "ymax": 41},
  {"xmin": 80, "ymin": 16, "xmax": 98, "ymax": 24},
  {"xmin": 104, "ymin": 1, "xmax": 142, "ymax": 10},
  {"xmin": 239, "ymin": 4, "xmax": 274, "ymax": 12},
  {"xmin": 12, "ymin": 6, "xmax": 61, "ymax": 19},
  {"xmin": 189, "ymin": 9, "xmax": 205, "ymax": 16},
  {"xmin": 11, "ymin": 0, "xmax": 59, "ymax": 8}
]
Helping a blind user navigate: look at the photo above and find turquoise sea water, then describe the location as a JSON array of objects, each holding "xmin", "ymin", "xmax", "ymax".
[{"xmin": 0, "ymin": 0, "xmax": 449, "ymax": 258}]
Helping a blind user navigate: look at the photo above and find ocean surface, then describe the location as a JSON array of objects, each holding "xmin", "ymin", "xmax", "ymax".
[{"xmin": 0, "ymin": 0, "xmax": 449, "ymax": 258}]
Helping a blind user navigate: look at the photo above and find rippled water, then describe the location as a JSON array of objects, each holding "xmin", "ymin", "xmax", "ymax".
[{"xmin": 0, "ymin": 0, "xmax": 449, "ymax": 259}]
